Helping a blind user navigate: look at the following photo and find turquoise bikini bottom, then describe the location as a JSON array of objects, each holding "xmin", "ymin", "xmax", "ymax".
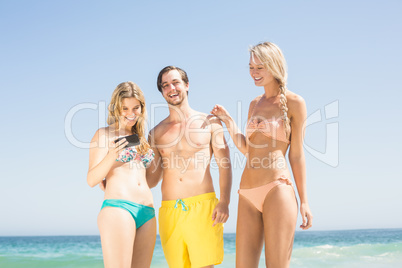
[{"xmin": 101, "ymin": 199, "xmax": 155, "ymax": 229}]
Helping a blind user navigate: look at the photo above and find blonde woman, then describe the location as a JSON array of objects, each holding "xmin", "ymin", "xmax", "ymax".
[
  {"xmin": 211, "ymin": 42, "xmax": 313, "ymax": 267},
  {"xmin": 87, "ymin": 82, "xmax": 156, "ymax": 268}
]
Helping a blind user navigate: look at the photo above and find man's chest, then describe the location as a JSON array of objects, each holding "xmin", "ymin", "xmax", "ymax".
[{"xmin": 156, "ymin": 122, "xmax": 212, "ymax": 156}]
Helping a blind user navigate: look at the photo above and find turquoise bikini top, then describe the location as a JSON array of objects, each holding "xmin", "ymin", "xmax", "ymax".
[{"xmin": 116, "ymin": 146, "xmax": 154, "ymax": 168}]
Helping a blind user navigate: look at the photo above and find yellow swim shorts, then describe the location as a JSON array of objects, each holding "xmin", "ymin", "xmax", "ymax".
[{"xmin": 159, "ymin": 192, "xmax": 224, "ymax": 268}]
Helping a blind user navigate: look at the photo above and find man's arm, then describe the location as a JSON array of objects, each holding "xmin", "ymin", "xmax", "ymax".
[
  {"xmin": 209, "ymin": 116, "xmax": 232, "ymax": 226},
  {"xmin": 146, "ymin": 130, "xmax": 163, "ymax": 188}
]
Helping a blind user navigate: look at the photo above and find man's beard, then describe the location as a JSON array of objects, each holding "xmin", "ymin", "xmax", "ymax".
[{"xmin": 166, "ymin": 95, "xmax": 184, "ymax": 106}]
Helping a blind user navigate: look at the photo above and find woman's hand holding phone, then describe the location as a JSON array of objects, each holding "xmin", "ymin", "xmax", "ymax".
[{"xmin": 107, "ymin": 138, "xmax": 128, "ymax": 159}]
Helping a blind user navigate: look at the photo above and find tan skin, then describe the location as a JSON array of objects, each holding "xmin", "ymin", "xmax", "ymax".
[
  {"xmin": 87, "ymin": 97, "xmax": 156, "ymax": 268},
  {"xmin": 147, "ymin": 70, "xmax": 232, "ymax": 268},
  {"xmin": 211, "ymin": 55, "xmax": 313, "ymax": 268}
]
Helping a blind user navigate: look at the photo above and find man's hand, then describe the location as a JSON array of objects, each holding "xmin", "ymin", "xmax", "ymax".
[{"xmin": 212, "ymin": 201, "xmax": 229, "ymax": 227}]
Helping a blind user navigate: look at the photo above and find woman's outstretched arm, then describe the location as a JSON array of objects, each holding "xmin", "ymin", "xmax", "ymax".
[{"xmin": 211, "ymin": 104, "xmax": 248, "ymax": 155}]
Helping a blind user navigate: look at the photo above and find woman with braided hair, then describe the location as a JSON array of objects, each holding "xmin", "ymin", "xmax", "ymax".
[{"xmin": 211, "ymin": 42, "xmax": 313, "ymax": 267}]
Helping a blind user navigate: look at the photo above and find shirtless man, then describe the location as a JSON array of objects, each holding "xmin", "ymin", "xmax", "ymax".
[{"xmin": 147, "ymin": 66, "xmax": 232, "ymax": 268}]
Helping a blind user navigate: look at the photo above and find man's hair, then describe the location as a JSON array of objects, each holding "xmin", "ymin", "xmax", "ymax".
[{"xmin": 157, "ymin": 66, "xmax": 189, "ymax": 93}]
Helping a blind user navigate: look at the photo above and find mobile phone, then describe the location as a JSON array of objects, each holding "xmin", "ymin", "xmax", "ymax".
[{"xmin": 114, "ymin": 134, "xmax": 140, "ymax": 148}]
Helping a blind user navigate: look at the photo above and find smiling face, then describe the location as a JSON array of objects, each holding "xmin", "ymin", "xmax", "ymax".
[
  {"xmin": 120, "ymin": 97, "xmax": 142, "ymax": 128},
  {"xmin": 249, "ymin": 53, "xmax": 276, "ymax": 87},
  {"xmin": 160, "ymin": 70, "xmax": 189, "ymax": 106}
]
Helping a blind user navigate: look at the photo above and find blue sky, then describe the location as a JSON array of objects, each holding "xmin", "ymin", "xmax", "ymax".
[{"xmin": 1, "ymin": 0, "xmax": 401, "ymax": 235}]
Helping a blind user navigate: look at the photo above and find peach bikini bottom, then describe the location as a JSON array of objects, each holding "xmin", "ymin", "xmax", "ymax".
[{"xmin": 238, "ymin": 176, "xmax": 294, "ymax": 212}]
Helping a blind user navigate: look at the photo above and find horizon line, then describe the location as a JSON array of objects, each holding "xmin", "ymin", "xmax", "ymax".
[{"xmin": 1, "ymin": 227, "xmax": 402, "ymax": 238}]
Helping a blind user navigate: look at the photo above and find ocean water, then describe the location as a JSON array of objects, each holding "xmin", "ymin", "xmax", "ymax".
[{"xmin": 1, "ymin": 229, "xmax": 401, "ymax": 267}]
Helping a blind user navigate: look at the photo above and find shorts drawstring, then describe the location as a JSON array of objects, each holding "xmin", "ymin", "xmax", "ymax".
[{"xmin": 174, "ymin": 199, "xmax": 189, "ymax": 211}]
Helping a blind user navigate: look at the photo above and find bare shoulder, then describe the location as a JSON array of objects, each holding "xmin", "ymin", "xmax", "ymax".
[
  {"xmin": 191, "ymin": 111, "xmax": 218, "ymax": 130},
  {"xmin": 190, "ymin": 110, "xmax": 208, "ymax": 121},
  {"xmin": 89, "ymin": 127, "xmax": 111, "ymax": 149},
  {"xmin": 206, "ymin": 114, "xmax": 224, "ymax": 134},
  {"xmin": 246, "ymin": 95, "xmax": 262, "ymax": 118},
  {"xmin": 206, "ymin": 113, "xmax": 222, "ymax": 125},
  {"xmin": 91, "ymin": 127, "xmax": 109, "ymax": 141},
  {"xmin": 149, "ymin": 118, "xmax": 169, "ymax": 138},
  {"xmin": 286, "ymin": 90, "xmax": 306, "ymax": 111},
  {"xmin": 286, "ymin": 90, "xmax": 306, "ymax": 122},
  {"xmin": 250, "ymin": 95, "xmax": 261, "ymax": 108}
]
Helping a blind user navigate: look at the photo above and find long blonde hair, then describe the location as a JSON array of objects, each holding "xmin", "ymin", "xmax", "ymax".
[
  {"xmin": 249, "ymin": 42, "xmax": 291, "ymax": 140},
  {"xmin": 107, "ymin": 81, "xmax": 150, "ymax": 154}
]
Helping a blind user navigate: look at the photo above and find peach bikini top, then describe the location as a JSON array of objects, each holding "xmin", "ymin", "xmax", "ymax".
[{"xmin": 246, "ymin": 95, "xmax": 290, "ymax": 144}]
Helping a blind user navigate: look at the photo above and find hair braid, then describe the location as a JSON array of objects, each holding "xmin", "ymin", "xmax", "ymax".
[{"xmin": 279, "ymin": 84, "xmax": 291, "ymax": 140}]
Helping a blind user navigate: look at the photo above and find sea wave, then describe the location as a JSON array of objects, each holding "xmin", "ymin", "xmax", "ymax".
[
  {"xmin": 291, "ymin": 242, "xmax": 402, "ymax": 268},
  {"xmin": 1, "ymin": 229, "xmax": 402, "ymax": 268}
]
